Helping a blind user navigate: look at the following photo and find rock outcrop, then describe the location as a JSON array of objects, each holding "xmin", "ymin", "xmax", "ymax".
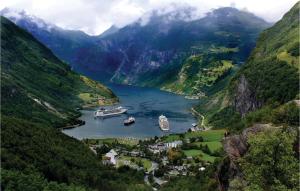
[
  {"xmin": 233, "ymin": 75, "xmax": 262, "ymax": 117},
  {"xmin": 218, "ymin": 124, "xmax": 275, "ymax": 190}
]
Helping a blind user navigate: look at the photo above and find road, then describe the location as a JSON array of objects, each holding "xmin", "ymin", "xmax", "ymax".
[{"xmin": 191, "ymin": 108, "xmax": 209, "ymax": 129}]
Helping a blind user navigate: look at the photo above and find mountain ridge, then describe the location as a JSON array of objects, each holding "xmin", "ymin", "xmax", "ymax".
[{"xmin": 2, "ymin": 7, "xmax": 271, "ymax": 90}]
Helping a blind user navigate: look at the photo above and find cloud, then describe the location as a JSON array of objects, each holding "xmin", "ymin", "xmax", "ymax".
[{"xmin": 0, "ymin": 0, "xmax": 298, "ymax": 35}]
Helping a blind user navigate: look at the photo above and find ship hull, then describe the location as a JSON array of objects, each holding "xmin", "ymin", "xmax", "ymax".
[
  {"xmin": 159, "ymin": 121, "xmax": 169, "ymax": 131},
  {"xmin": 94, "ymin": 109, "xmax": 127, "ymax": 118},
  {"xmin": 124, "ymin": 121, "xmax": 135, "ymax": 125}
]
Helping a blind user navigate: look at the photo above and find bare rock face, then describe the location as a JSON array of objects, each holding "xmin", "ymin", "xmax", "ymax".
[{"xmin": 233, "ymin": 75, "xmax": 262, "ymax": 117}]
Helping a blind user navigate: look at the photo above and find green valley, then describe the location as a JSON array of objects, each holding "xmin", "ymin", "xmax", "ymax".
[
  {"xmin": 1, "ymin": 1, "xmax": 299, "ymax": 191},
  {"xmin": 1, "ymin": 17, "xmax": 150, "ymax": 191}
]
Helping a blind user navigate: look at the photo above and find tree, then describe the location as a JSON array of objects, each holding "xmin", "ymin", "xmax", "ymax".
[
  {"xmin": 95, "ymin": 144, "xmax": 110, "ymax": 156},
  {"xmin": 240, "ymin": 129, "xmax": 299, "ymax": 190},
  {"xmin": 167, "ymin": 148, "xmax": 184, "ymax": 165}
]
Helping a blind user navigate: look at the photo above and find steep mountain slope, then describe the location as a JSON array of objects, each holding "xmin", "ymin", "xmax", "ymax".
[
  {"xmin": 75, "ymin": 7, "xmax": 270, "ymax": 88},
  {"xmin": 230, "ymin": 2, "xmax": 299, "ymax": 116},
  {"xmin": 0, "ymin": 8, "xmax": 98, "ymax": 66},
  {"xmin": 202, "ymin": 3, "xmax": 299, "ymax": 191},
  {"xmin": 1, "ymin": 17, "xmax": 149, "ymax": 191},
  {"xmin": 1, "ymin": 16, "xmax": 117, "ymax": 127},
  {"xmin": 2, "ymin": 7, "xmax": 270, "ymax": 90},
  {"xmin": 196, "ymin": 2, "xmax": 299, "ymax": 131}
]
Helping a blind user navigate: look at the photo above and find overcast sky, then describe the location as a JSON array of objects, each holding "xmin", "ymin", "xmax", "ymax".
[{"xmin": 1, "ymin": 0, "xmax": 298, "ymax": 35}]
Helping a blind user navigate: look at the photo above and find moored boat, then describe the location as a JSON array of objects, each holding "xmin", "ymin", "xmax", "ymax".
[
  {"xmin": 94, "ymin": 106, "xmax": 127, "ymax": 118},
  {"xmin": 159, "ymin": 115, "xmax": 169, "ymax": 131},
  {"xmin": 124, "ymin": 117, "xmax": 135, "ymax": 125}
]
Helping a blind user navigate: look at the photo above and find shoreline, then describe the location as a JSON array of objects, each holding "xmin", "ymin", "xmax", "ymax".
[
  {"xmin": 191, "ymin": 107, "xmax": 207, "ymax": 129},
  {"xmin": 61, "ymin": 99, "xmax": 119, "ymax": 130}
]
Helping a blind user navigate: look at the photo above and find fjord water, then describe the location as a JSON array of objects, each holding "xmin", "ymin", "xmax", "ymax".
[{"xmin": 63, "ymin": 83, "xmax": 198, "ymax": 139}]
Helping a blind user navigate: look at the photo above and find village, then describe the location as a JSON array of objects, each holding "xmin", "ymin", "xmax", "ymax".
[{"xmin": 83, "ymin": 128, "xmax": 225, "ymax": 190}]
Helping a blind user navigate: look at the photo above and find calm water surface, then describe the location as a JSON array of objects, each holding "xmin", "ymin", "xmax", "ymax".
[{"xmin": 63, "ymin": 84, "xmax": 198, "ymax": 139}]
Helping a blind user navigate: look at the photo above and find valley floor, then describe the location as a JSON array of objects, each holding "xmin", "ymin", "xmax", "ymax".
[{"xmin": 83, "ymin": 129, "xmax": 225, "ymax": 190}]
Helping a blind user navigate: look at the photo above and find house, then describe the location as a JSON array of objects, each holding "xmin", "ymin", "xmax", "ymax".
[
  {"xmin": 129, "ymin": 151, "xmax": 140, "ymax": 157},
  {"xmin": 148, "ymin": 143, "xmax": 167, "ymax": 153},
  {"xmin": 104, "ymin": 149, "xmax": 118, "ymax": 165},
  {"xmin": 165, "ymin": 140, "xmax": 183, "ymax": 148},
  {"xmin": 199, "ymin": 167, "xmax": 206, "ymax": 171}
]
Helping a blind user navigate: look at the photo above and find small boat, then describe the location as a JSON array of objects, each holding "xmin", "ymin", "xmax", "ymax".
[
  {"xmin": 124, "ymin": 117, "xmax": 135, "ymax": 125},
  {"xmin": 94, "ymin": 106, "xmax": 127, "ymax": 118},
  {"xmin": 159, "ymin": 115, "xmax": 169, "ymax": 131},
  {"xmin": 192, "ymin": 123, "xmax": 197, "ymax": 127}
]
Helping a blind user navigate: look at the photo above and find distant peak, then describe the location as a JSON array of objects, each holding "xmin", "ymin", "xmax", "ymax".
[
  {"xmin": 0, "ymin": 7, "xmax": 56, "ymax": 31},
  {"xmin": 100, "ymin": 25, "xmax": 119, "ymax": 37}
]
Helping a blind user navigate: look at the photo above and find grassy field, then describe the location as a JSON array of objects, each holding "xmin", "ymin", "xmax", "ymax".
[
  {"xmin": 118, "ymin": 156, "xmax": 152, "ymax": 171},
  {"xmin": 193, "ymin": 141, "xmax": 222, "ymax": 152},
  {"xmin": 162, "ymin": 129, "xmax": 225, "ymax": 142},
  {"xmin": 162, "ymin": 129, "xmax": 225, "ymax": 162},
  {"xmin": 84, "ymin": 137, "xmax": 139, "ymax": 146},
  {"xmin": 183, "ymin": 149, "xmax": 216, "ymax": 162},
  {"xmin": 185, "ymin": 129, "xmax": 225, "ymax": 142},
  {"xmin": 162, "ymin": 134, "xmax": 181, "ymax": 142}
]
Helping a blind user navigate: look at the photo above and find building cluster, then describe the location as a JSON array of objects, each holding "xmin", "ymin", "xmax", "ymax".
[{"xmin": 148, "ymin": 140, "xmax": 183, "ymax": 154}]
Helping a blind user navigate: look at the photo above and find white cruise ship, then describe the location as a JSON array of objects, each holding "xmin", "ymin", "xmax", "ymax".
[
  {"xmin": 94, "ymin": 106, "xmax": 127, "ymax": 118},
  {"xmin": 159, "ymin": 115, "xmax": 169, "ymax": 131}
]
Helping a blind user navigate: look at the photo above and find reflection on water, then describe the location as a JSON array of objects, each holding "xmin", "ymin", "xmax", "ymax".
[{"xmin": 63, "ymin": 83, "xmax": 198, "ymax": 139}]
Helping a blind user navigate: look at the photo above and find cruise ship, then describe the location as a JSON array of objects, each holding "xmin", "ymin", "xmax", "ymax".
[
  {"xmin": 159, "ymin": 115, "xmax": 169, "ymax": 131},
  {"xmin": 94, "ymin": 106, "xmax": 127, "ymax": 118}
]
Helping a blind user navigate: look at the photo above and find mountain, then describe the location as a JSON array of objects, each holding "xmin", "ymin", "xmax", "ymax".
[
  {"xmin": 1, "ymin": 15, "xmax": 117, "ymax": 127},
  {"xmin": 1, "ymin": 16, "xmax": 149, "ymax": 191},
  {"xmin": 196, "ymin": 2, "xmax": 299, "ymax": 131},
  {"xmin": 74, "ymin": 7, "xmax": 270, "ymax": 88},
  {"xmin": 2, "ymin": 7, "xmax": 271, "ymax": 90},
  {"xmin": 200, "ymin": 3, "xmax": 299, "ymax": 190},
  {"xmin": 0, "ymin": 8, "xmax": 98, "ymax": 66},
  {"xmin": 100, "ymin": 25, "xmax": 119, "ymax": 38},
  {"xmin": 230, "ymin": 2, "xmax": 299, "ymax": 116}
]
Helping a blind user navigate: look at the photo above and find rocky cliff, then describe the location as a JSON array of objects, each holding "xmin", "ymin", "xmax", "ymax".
[
  {"xmin": 229, "ymin": 2, "xmax": 299, "ymax": 116},
  {"xmin": 218, "ymin": 124, "xmax": 278, "ymax": 190},
  {"xmin": 232, "ymin": 75, "xmax": 262, "ymax": 116}
]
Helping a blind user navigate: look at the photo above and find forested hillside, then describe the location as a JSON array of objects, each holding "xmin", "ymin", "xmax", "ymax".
[
  {"xmin": 1, "ymin": 16, "xmax": 150, "ymax": 191},
  {"xmin": 195, "ymin": 2, "xmax": 299, "ymax": 131},
  {"xmin": 194, "ymin": 3, "xmax": 299, "ymax": 190},
  {"xmin": 2, "ymin": 7, "xmax": 270, "ymax": 93}
]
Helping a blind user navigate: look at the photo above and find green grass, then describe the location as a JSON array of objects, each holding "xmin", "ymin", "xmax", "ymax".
[
  {"xmin": 162, "ymin": 130, "xmax": 225, "ymax": 142},
  {"xmin": 85, "ymin": 138, "xmax": 139, "ymax": 146},
  {"xmin": 209, "ymin": 46, "xmax": 239, "ymax": 53},
  {"xmin": 185, "ymin": 129, "xmax": 226, "ymax": 142},
  {"xmin": 183, "ymin": 149, "xmax": 216, "ymax": 162},
  {"xmin": 162, "ymin": 130, "xmax": 225, "ymax": 163},
  {"xmin": 162, "ymin": 53, "xmax": 235, "ymax": 96},
  {"xmin": 118, "ymin": 156, "xmax": 152, "ymax": 172},
  {"xmin": 162, "ymin": 134, "xmax": 181, "ymax": 142},
  {"xmin": 78, "ymin": 93, "xmax": 94, "ymax": 102},
  {"xmin": 277, "ymin": 51, "xmax": 299, "ymax": 67},
  {"xmin": 193, "ymin": 141, "xmax": 222, "ymax": 152}
]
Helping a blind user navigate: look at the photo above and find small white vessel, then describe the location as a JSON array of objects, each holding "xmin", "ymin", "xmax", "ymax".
[
  {"xmin": 124, "ymin": 117, "xmax": 135, "ymax": 125},
  {"xmin": 159, "ymin": 115, "xmax": 169, "ymax": 131},
  {"xmin": 192, "ymin": 123, "xmax": 197, "ymax": 127},
  {"xmin": 94, "ymin": 106, "xmax": 127, "ymax": 118}
]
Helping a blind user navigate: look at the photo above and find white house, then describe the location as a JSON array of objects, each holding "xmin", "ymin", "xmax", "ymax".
[
  {"xmin": 104, "ymin": 149, "xmax": 118, "ymax": 165},
  {"xmin": 165, "ymin": 140, "xmax": 183, "ymax": 148}
]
